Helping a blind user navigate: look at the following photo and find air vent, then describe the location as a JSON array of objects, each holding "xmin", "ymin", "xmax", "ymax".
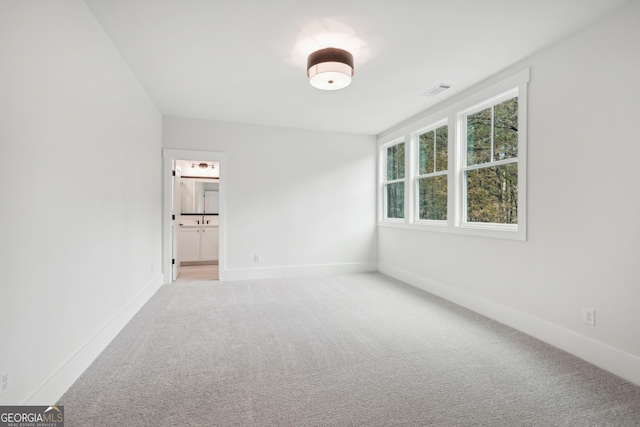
[{"xmin": 422, "ymin": 83, "xmax": 452, "ymax": 97}]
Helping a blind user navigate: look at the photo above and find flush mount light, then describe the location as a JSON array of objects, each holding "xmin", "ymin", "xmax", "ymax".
[{"xmin": 307, "ymin": 47, "xmax": 354, "ymax": 90}]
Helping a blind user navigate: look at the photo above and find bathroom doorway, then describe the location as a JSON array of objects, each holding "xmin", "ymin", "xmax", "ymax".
[
  {"xmin": 173, "ymin": 159, "xmax": 220, "ymax": 282},
  {"xmin": 162, "ymin": 149, "xmax": 227, "ymax": 284}
]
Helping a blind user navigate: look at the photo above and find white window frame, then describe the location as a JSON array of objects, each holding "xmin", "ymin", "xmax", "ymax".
[
  {"xmin": 379, "ymin": 138, "xmax": 406, "ymax": 222},
  {"xmin": 455, "ymin": 89, "xmax": 520, "ymax": 233},
  {"xmin": 413, "ymin": 119, "xmax": 448, "ymax": 226},
  {"xmin": 378, "ymin": 68, "xmax": 529, "ymax": 241}
]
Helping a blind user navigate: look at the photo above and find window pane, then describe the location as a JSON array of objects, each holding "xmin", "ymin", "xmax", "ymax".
[
  {"xmin": 386, "ymin": 182, "xmax": 404, "ymax": 219},
  {"xmin": 419, "ymin": 131, "xmax": 434, "ymax": 175},
  {"xmin": 467, "ymin": 108, "xmax": 492, "ymax": 165},
  {"xmin": 466, "ymin": 163, "xmax": 518, "ymax": 224},
  {"xmin": 435, "ymin": 125, "xmax": 448, "ymax": 172},
  {"xmin": 386, "ymin": 143, "xmax": 405, "ymax": 181},
  {"xmin": 418, "ymin": 175, "xmax": 447, "ymax": 220},
  {"xmin": 494, "ymin": 97, "xmax": 518, "ymax": 161}
]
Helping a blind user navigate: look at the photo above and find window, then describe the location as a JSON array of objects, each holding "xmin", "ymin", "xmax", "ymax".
[
  {"xmin": 383, "ymin": 141, "xmax": 405, "ymax": 219},
  {"xmin": 416, "ymin": 123, "xmax": 448, "ymax": 221},
  {"xmin": 378, "ymin": 69, "xmax": 528, "ymax": 240},
  {"xmin": 461, "ymin": 94, "xmax": 518, "ymax": 227}
]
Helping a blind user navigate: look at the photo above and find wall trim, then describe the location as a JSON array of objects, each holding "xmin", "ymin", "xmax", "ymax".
[
  {"xmin": 224, "ymin": 262, "xmax": 377, "ymax": 281},
  {"xmin": 378, "ymin": 263, "xmax": 640, "ymax": 386},
  {"xmin": 24, "ymin": 274, "xmax": 164, "ymax": 405}
]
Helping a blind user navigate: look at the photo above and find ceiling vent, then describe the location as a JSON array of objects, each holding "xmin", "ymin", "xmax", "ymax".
[{"xmin": 422, "ymin": 83, "xmax": 452, "ymax": 97}]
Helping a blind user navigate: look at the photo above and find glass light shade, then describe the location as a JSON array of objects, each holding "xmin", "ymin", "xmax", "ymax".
[{"xmin": 308, "ymin": 62, "xmax": 353, "ymax": 90}]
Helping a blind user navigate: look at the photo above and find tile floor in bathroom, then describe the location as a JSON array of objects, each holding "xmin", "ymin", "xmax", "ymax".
[{"xmin": 176, "ymin": 264, "xmax": 218, "ymax": 282}]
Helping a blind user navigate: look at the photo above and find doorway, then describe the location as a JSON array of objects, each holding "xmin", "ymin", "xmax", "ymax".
[
  {"xmin": 174, "ymin": 159, "xmax": 219, "ymax": 281},
  {"xmin": 162, "ymin": 149, "xmax": 227, "ymax": 284}
]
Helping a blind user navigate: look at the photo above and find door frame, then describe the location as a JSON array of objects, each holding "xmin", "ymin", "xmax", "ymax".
[
  {"xmin": 162, "ymin": 148, "xmax": 228, "ymax": 283},
  {"xmin": 171, "ymin": 162, "xmax": 181, "ymax": 281}
]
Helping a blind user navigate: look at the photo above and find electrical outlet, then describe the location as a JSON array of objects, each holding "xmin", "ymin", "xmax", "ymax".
[
  {"xmin": 254, "ymin": 254, "xmax": 261, "ymax": 263},
  {"xmin": 582, "ymin": 307, "xmax": 595, "ymax": 326},
  {"xmin": 1, "ymin": 367, "xmax": 9, "ymax": 395}
]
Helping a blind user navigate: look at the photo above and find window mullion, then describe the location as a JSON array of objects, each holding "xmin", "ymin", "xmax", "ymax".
[
  {"xmin": 490, "ymin": 105, "xmax": 495, "ymax": 163},
  {"xmin": 456, "ymin": 111, "xmax": 466, "ymax": 228},
  {"xmin": 405, "ymin": 135, "xmax": 413, "ymax": 223}
]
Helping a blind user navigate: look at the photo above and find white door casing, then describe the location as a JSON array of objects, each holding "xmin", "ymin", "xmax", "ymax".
[{"xmin": 171, "ymin": 164, "xmax": 181, "ymax": 281}]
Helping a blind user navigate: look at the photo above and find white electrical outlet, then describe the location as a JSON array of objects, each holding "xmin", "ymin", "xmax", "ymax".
[
  {"xmin": 254, "ymin": 254, "xmax": 261, "ymax": 263},
  {"xmin": 1, "ymin": 367, "xmax": 9, "ymax": 395},
  {"xmin": 582, "ymin": 307, "xmax": 595, "ymax": 326}
]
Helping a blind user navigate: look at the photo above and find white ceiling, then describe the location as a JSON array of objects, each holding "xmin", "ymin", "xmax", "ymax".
[{"xmin": 85, "ymin": 0, "xmax": 630, "ymax": 135}]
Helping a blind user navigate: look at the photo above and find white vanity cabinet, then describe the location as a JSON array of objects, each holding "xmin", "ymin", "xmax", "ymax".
[
  {"xmin": 177, "ymin": 228, "xmax": 201, "ymax": 262},
  {"xmin": 178, "ymin": 226, "xmax": 218, "ymax": 263},
  {"xmin": 201, "ymin": 227, "xmax": 219, "ymax": 260}
]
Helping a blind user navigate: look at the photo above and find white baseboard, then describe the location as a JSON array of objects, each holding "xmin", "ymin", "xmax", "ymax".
[
  {"xmin": 223, "ymin": 262, "xmax": 377, "ymax": 281},
  {"xmin": 379, "ymin": 263, "xmax": 640, "ymax": 386},
  {"xmin": 24, "ymin": 274, "xmax": 164, "ymax": 405}
]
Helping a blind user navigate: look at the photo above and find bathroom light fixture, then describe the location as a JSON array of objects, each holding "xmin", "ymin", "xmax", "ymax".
[
  {"xmin": 191, "ymin": 163, "xmax": 215, "ymax": 169},
  {"xmin": 307, "ymin": 47, "xmax": 354, "ymax": 90}
]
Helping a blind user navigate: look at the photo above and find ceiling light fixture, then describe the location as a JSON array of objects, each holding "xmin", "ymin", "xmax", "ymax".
[{"xmin": 307, "ymin": 47, "xmax": 354, "ymax": 91}]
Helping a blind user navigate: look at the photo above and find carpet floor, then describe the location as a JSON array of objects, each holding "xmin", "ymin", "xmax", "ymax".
[{"xmin": 59, "ymin": 273, "xmax": 640, "ymax": 426}]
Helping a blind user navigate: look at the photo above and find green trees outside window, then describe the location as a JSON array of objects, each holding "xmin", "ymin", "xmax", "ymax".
[
  {"xmin": 385, "ymin": 142, "xmax": 404, "ymax": 218},
  {"xmin": 465, "ymin": 97, "xmax": 518, "ymax": 224},
  {"xmin": 417, "ymin": 124, "xmax": 448, "ymax": 220},
  {"xmin": 466, "ymin": 164, "xmax": 518, "ymax": 223}
]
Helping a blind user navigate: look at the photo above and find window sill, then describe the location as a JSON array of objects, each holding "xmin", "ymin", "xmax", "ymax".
[{"xmin": 377, "ymin": 220, "xmax": 526, "ymax": 241}]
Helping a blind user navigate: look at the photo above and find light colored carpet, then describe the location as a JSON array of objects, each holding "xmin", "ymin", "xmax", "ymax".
[{"xmin": 59, "ymin": 273, "xmax": 640, "ymax": 426}]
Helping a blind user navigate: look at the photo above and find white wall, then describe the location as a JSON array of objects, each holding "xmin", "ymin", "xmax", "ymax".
[
  {"xmin": 0, "ymin": 1, "xmax": 162, "ymax": 404},
  {"xmin": 378, "ymin": 2, "xmax": 640, "ymax": 384},
  {"xmin": 163, "ymin": 118, "xmax": 377, "ymax": 280}
]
